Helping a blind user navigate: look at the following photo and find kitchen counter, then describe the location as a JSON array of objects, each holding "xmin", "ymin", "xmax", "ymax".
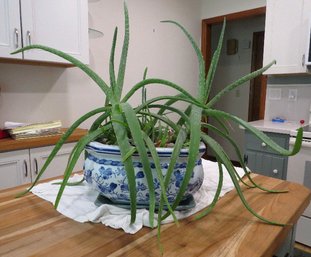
[
  {"xmin": 247, "ymin": 119, "xmax": 301, "ymax": 134},
  {"xmin": 0, "ymin": 128, "xmax": 87, "ymax": 152},
  {"xmin": 0, "ymin": 174, "xmax": 310, "ymax": 257}
]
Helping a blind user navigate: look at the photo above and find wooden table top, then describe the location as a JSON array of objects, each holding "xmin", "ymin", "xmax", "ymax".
[
  {"xmin": 0, "ymin": 128, "xmax": 87, "ymax": 152},
  {"xmin": 0, "ymin": 174, "xmax": 310, "ymax": 257}
]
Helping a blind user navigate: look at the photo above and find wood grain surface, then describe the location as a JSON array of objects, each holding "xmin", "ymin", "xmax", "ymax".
[
  {"xmin": 0, "ymin": 128, "xmax": 87, "ymax": 152},
  {"xmin": 0, "ymin": 174, "xmax": 310, "ymax": 257}
]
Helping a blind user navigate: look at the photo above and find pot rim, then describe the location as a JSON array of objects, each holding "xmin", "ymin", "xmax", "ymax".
[{"xmin": 85, "ymin": 141, "xmax": 206, "ymax": 156}]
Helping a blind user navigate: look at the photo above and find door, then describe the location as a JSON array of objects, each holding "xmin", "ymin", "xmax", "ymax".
[
  {"xmin": 30, "ymin": 143, "xmax": 84, "ymax": 181},
  {"xmin": 0, "ymin": 0, "xmax": 22, "ymax": 59},
  {"xmin": 248, "ymin": 31, "xmax": 266, "ymax": 121},
  {"xmin": 0, "ymin": 149, "xmax": 31, "ymax": 190},
  {"xmin": 20, "ymin": 0, "xmax": 89, "ymax": 63}
]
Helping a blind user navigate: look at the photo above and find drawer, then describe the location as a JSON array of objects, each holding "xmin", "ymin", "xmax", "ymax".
[
  {"xmin": 245, "ymin": 150, "xmax": 287, "ymax": 179},
  {"xmin": 245, "ymin": 131, "xmax": 289, "ymax": 154}
]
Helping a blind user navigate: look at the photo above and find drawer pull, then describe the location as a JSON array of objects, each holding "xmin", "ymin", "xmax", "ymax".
[
  {"xmin": 273, "ymin": 169, "xmax": 278, "ymax": 174},
  {"xmin": 34, "ymin": 158, "xmax": 38, "ymax": 175},
  {"xmin": 261, "ymin": 142, "xmax": 267, "ymax": 147},
  {"xmin": 27, "ymin": 31, "xmax": 32, "ymax": 45},
  {"xmin": 14, "ymin": 28, "xmax": 19, "ymax": 48},
  {"xmin": 23, "ymin": 160, "xmax": 28, "ymax": 177}
]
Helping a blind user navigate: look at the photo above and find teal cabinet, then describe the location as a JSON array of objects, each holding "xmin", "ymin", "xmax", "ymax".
[{"xmin": 244, "ymin": 131, "xmax": 289, "ymax": 179}]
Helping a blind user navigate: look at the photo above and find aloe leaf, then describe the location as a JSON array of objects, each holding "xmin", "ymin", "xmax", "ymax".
[
  {"xmin": 135, "ymin": 95, "xmax": 203, "ymax": 115},
  {"xmin": 121, "ymin": 102, "xmax": 155, "ymax": 227},
  {"xmin": 159, "ymin": 128, "xmax": 187, "ymax": 219},
  {"xmin": 206, "ymin": 60, "xmax": 276, "ymax": 108},
  {"xmin": 147, "ymin": 104, "xmax": 191, "ymax": 130},
  {"xmin": 202, "ymin": 123, "xmax": 255, "ymax": 189},
  {"xmin": 201, "ymin": 133, "xmax": 285, "ymax": 226},
  {"xmin": 11, "ymin": 45, "xmax": 114, "ymax": 103},
  {"xmin": 203, "ymin": 123, "xmax": 287, "ymax": 193},
  {"xmin": 143, "ymin": 134, "xmax": 179, "ymax": 224},
  {"xmin": 161, "ymin": 20, "xmax": 205, "ymax": 103},
  {"xmin": 161, "ymin": 106, "xmax": 202, "ymax": 220},
  {"xmin": 151, "ymin": 94, "xmax": 190, "ymax": 127},
  {"xmin": 115, "ymin": 1, "xmax": 129, "ymax": 100},
  {"xmin": 154, "ymin": 128, "xmax": 195, "ymax": 253},
  {"xmin": 141, "ymin": 67, "xmax": 148, "ymax": 124},
  {"xmin": 122, "ymin": 147, "xmax": 137, "ymax": 162},
  {"xmin": 122, "ymin": 78, "xmax": 200, "ymax": 106},
  {"xmin": 89, "ymin": 111, "xmax": 111, "ymax": 133},
  {"xmin": 210, "ymin": 115, "xmax": 229, "ymax": 134},
  {"xmin": 177, "ymin": 105, "xmax": 192, "ymax": 127},
  {"xmin": 111, "ymin": 104, "xmax": 137, "ymax": 223},
  {"xmin": 16, "ymin": 107, "xmax": 109, "ymax": 197},
  {"xmin": 54, "ymin": 126, "xmax": 108, "ymax": 208},
  {"xmin": 204, "ymin": 20, "xmax": 226, "ymax": 102},
  {"xmin": 138, "ymin": 110, "xmax": 180, "ymax": 134},
  {"xmin": 205, "ymin": 109, "xmax": 303, "ymax": 156},
  {"xmin": 109, "ymin": 27, "xmax": 118, "ymax": 95},
  {"xmin": 195, "ymin": 159, "xmax": 223, "ymax": 220},
  {"xmin": 52, "ymin": 178, "xmax": 85, "ymax": 186}
]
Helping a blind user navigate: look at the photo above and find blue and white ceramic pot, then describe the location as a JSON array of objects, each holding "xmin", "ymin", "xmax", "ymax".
[{"xmin": 84, "ymin": 141, "xmax": 206, "ymax": 205}]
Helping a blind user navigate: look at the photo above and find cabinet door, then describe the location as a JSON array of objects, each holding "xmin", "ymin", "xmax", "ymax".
[
  {"xmin": 0, "ymin": 150, "xmax": 31, "ymax": 190},
  {"xmin": 263, "ymin": 0, "xmax": 308, "ymax": 74},
  {"xmin": 30, "ymin": 143, "xmax": 84, "ymax": 181},
  {"xmin": 20, "ymin": 0, "xmax": 89, "ymax": 64},
  {"xmin": 0, "ymin": 0, "xmax": 22, "ymax": 59}
]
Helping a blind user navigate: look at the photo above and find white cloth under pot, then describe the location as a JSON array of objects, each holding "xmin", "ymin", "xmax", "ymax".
[{"xmin": 31, "ymin": 159, "xmax": 245, "ymax": 234}]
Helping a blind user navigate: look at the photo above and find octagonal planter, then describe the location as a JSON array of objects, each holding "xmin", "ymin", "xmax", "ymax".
[{"xmin": 84, "ymin": 141, "xmax": 206, "ymax": 207}]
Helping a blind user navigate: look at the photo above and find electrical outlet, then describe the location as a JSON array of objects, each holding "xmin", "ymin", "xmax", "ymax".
[
  {"xmin": 268, "ymin": 88, "xmax": 282, "ymax": 100},
  {"xmin": 288, "ymin": 89, "xmax": 298, "ymax": 101}
]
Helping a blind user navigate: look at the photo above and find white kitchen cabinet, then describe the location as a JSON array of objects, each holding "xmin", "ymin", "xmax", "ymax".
[
  {"xmin": 0, "ymin": 142, "xmax": 84, "ymax": 190},
  {"xmin": 30, "ymin": 143, "xmax": 84, "ymax": 181},
  {"xmin": 0, "ymin": 0, "xmax": 89, "ymax": 64},
  {"xmin": 0, "ymin": 149, "xmax": 31, "ymax": 190},
  {"xmin": 263, "ymin": 0, "xmax": 311, "ymax": 74},
  {"xmin": 0, "ymin": 0, "xmax": 22, "ymax": 59}
]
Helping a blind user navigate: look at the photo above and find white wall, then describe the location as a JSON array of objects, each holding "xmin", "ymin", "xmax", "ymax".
[
  {"xmin": 208, "ymin": 16, "xmax": 265, "ymax": 161},
  {"xmin": 200, "ymin": 0, "xmax": 266, "ymax": 19},
  {"xmin": 0, "ymin": 0, "xmax": 201, "ymax": 128},
  {"xmin": 265, "ymin": 76, "xmax": 311, "ymax": 124}
]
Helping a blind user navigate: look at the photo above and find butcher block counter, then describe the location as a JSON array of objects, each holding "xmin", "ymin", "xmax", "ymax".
[
  {"xmin": 0, "ymin": 128, "xmax": 87, "ymax": 152},
  {"xmin": 0, "ymin": 174, "xmax": 310, "ymax": 257}
]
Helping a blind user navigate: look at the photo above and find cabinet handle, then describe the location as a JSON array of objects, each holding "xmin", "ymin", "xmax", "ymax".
[
  {"xmin": 14, "ymin": 28, "xmax": 19, "ymax": 49},
  {"xmin": 27, "ymin": 31, "xmax": 32, "ymax": 46},
  {"xmin": 23, "ymin": 160, "xmax": 28, "ymax": 177},
  {"xmin": 243, "ymin": 154, "xmax": 248, "ymax": 164},
  {"xmin": 273, "ymin": 169, "xmax": 278, "ymax": 174},
  {"xmin": 261, "ymin": 142, "xmax": 267, "ymax": 147},
  {"xmin": 34, "ymin": 158, "xmax": 38, "ymax": 175},
  {"xmin": 302, "ymin": 54, "xmax": 305, "ymax": 67}
]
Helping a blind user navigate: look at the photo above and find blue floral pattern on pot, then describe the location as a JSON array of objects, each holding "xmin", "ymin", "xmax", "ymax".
[{"xmin": 84, "ymin": 141, "xmax": 206, "ymax": 205}]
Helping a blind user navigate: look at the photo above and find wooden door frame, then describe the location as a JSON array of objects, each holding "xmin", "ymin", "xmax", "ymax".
[{"xmin": 201, "ymin": 7, "xmax": 266, "ymax": 73}]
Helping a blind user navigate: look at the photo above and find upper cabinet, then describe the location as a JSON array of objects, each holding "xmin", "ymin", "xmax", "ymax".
[
  {"xmin": 0, "ymin": 0, "xmax": 89, "ymax": 65},
  {"xmin": 0, "ymin": 0, "xmax": 22, "ymax": 59},
  {"xmin": 263, "ymin": 0, "xmax": 311, "ymax": 75}
]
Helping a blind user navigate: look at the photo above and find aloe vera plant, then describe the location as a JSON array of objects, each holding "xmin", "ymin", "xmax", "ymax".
[{"xmin": 14, "ymin": 1, "xmax": 302, "ymax": 246}]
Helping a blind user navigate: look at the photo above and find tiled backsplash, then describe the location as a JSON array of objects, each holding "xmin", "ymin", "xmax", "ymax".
[{"xmin": 265, "ymin": 76, "xmax": 311, "ymax": 124}]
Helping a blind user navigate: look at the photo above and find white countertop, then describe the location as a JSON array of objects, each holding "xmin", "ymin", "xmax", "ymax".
[{"xmin": 246, "ymin": 120, "xmax": 301, "ymax": 135}]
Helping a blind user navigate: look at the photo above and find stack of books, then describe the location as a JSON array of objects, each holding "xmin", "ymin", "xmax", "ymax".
[{"xmin": 7, "ymin": 120, "xmax": 62, "ymax": 140}]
